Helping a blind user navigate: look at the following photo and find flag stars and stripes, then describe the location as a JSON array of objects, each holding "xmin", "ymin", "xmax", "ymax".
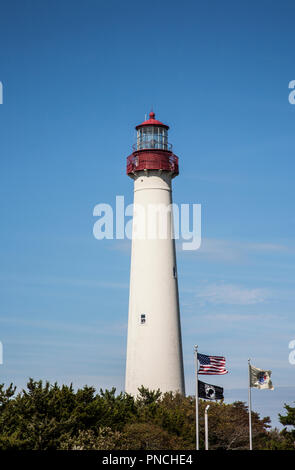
[{"xmin": 197, "ymin": 353, "xmax": 228, "ymax": 375}]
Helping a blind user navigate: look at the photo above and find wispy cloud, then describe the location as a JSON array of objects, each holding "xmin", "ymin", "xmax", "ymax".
[
  {"xmin": 178, "ymin": 238, "xmax": 289, "ymax": 263},
  {"xmin": 0, "ymin": 275, "xmax": 129, "ymax": 290},
  {"xmin": 0, "ymin": 316, "xmax": 127, "ymax": 337},
  {"xmin": 194, "ymin": 282, "xmax": 270, "ymax": 305},
  {"xmin": 202, "ymin": 312, "xmax": 279, "ymax": 322}
]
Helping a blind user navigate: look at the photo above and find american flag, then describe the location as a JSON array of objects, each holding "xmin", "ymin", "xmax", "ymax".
[{"xmin": 197, "ymin": 353, "xmax": 228, "ymax": 375}]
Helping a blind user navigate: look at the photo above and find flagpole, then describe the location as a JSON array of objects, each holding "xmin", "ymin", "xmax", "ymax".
[
  {"xmin": 205, "ymin": 404, "xmax": 210, "ymax": 450},
  {"xmin": 194, "ymin": 345, "xmax": 199, "ymax": 450},
  {"xmin": 248, "ymin": 358, "xmax": 253, "ymax": 450}
]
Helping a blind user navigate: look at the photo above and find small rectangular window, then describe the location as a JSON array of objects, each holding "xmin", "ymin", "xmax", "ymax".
[
  {"xmin": 140, "ymin": 314, "xmax": 146, "ymax": 324},
  {"xmin": 173, "ymin": 266, "xmax": 177, "ymax": 278}
]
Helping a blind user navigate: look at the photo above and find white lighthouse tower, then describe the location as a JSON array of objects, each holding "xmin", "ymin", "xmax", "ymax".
[{"xmin": 125, "ymin": 112, "xmax": 185, "ymax": 396}]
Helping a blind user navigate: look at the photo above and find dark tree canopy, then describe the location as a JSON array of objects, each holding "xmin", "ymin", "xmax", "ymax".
[{"xmin": 0, "ymin": 379, "xmax": 292, "ymax": 450}]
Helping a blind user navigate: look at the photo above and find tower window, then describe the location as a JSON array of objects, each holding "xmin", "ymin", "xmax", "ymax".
[
  {"xmin": 140, "ymin": 314, "xmax": 146, "ymax": 324},
  {"xmin": 173, "ymin": 266, "xmax": 177, "ymax": 278}
]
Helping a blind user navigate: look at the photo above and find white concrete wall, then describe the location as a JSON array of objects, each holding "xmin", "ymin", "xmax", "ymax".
[{"xmin": 125, "ymin": 170, "xmax": 185, "ymax": 396}]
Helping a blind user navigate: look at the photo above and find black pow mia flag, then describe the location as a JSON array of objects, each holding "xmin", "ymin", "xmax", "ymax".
[{"xmin": 198, "ymin": 380, "xmax": 224, "ymax": 400}]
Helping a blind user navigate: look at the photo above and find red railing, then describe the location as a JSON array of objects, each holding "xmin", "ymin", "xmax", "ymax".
[{"xmin": 126, "ymin": 151, "xmax": 179, "ymax": 176}]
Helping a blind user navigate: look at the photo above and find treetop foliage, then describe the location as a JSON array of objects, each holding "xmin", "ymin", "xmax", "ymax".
[{"xmin": 0, "ymin": 379, "xmax": 294, "ymax": 450}]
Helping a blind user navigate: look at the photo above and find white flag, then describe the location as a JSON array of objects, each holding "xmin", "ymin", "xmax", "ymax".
[{"xmin": 249, "ymin": 365, "xmax": 274, "ymax": 390}]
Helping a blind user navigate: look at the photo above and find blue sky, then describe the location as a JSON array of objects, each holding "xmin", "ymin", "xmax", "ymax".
[{"xmin": 0, "ymin": 0, "xmax": 295, "ymax": 428}]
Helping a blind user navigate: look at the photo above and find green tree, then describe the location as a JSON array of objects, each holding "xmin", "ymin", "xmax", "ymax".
[
  {"xmin": 0, "ymin": 380, "xmax": 280, "ymax": 450},
  {"xmin": 277, "ymin": 402, "xmax": 295, "ymax": 449},
  {"xmin": 60, "ymin": 427, "xmax": 128, "ymax": 450}
]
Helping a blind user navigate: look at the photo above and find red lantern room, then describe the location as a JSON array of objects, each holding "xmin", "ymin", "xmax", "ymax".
[{"xmin": 126, "ymin": 112, "xmax": 179, "ymax": 178}]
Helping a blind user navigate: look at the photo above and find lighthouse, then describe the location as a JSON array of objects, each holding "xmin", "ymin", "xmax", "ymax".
[{"xmin": 125, "ymin": 112, "xmax": 185, "ymax": 396}]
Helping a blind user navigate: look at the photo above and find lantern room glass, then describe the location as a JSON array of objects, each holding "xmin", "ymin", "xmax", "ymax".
[{"xmin": 137, "ymin": 126, "xmax": 168, "ymax": 150}]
